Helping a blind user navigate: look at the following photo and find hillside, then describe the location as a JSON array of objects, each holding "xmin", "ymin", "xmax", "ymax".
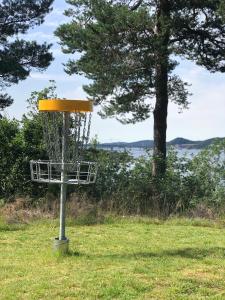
[
  {"xmin": 100, "ymin": 140, "xmax": 154, "ymax": 148},
  {"xmin": 99, "ymin": 137, "xmax": 224, "ymax": 149}
]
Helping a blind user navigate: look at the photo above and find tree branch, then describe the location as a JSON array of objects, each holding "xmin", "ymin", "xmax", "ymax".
[{"xmin": 130, "ymin": 0, "xmax": 143, "ymax": 11}]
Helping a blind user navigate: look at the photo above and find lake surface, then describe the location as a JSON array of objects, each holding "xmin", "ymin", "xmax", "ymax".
[{"xmin": 98, "ymin": 147, "xmax": 200, "ymax": 159}]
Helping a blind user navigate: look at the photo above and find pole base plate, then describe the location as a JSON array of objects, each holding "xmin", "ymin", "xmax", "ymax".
[{"xmin": 53, "ymin": 237, "xmax": 69, "ymax": 255}]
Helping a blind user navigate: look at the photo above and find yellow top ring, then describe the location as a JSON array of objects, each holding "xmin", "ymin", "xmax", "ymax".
[{"xmin": 39, "ymin": 99, "xmax": 93, "ymax": 112}]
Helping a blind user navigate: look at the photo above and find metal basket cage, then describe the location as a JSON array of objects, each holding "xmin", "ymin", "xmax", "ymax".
[{"xmin": 30, "ymin": 160, "xmax": 97, "ymax": 185}]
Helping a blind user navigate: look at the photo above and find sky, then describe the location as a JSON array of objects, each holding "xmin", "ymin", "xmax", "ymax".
[{"xmin": 4, "ymin": 0, "xmax": 225, "ymax": 143}]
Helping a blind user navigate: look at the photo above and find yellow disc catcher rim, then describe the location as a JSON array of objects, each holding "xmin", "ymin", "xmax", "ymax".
[{"xmin": 39, "ymin": 99, "xmax": 93, "ymax": 112}]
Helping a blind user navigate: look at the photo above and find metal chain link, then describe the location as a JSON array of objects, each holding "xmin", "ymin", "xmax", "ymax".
[{"xmin": 41, "ymin": 111, "xmax": 92, "ymax": 165}]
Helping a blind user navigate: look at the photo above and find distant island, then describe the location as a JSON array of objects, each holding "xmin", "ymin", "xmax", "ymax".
[{"xmin": 98, "ymin": 137, "xmax": 225, "ymax": 149}]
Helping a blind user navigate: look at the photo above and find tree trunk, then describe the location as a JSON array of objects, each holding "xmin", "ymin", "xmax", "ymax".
[
  {"xmin": 152, "ymin": 0, "xmax": 170, "ymax": 178},
  {"xmin": 152, "ymin": 56, "xmax": 168, "ymax": 177}
]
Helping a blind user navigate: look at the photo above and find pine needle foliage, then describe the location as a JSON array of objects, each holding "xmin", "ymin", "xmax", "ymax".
[
  {"xmin": 56, "ymin": 0, "xmax": 225, "ymax": 179},
  {"xmin": 0, "ymin": 0, "xmax": 54, "ymax": 115}
]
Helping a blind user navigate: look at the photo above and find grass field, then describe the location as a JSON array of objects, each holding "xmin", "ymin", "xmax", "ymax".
[{"xmin": 1, "ymin": 216, "xmax": 225, "ymax": 299}]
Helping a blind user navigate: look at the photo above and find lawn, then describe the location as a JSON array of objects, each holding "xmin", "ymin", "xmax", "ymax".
[{"xmin": 1, "ymin": 217, "xmax": 225, "ymax": 299}]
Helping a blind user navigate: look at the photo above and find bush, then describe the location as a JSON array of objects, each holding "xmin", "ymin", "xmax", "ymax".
[
  {"xmin": 0, "ymin": 108, "xmax": 224, "ymax": 216},
  {"xmin": 83, "ymin": 141, "xmax": 225, "ymax": 216}
]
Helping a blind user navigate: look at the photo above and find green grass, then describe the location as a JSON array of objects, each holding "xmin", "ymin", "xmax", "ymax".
[{"xmin": 1, "ymin": 216, "xmax": 225, "ymax": 299}]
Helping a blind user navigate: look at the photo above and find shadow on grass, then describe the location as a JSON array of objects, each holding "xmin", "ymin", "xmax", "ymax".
[
  {"xmin": 162, "ymin": 247, "xmax": 225, "ymax": 259},
  {"xmin": 160, "ymin": 247, "xmax": 224, "ymax": 260},
  {"xmin": 68, "ymin": 247, "xmax": 225, "ymax": 260},
  {"xmin": 67, "ymin": 250, "xmax": 83, "ymax": 257}
]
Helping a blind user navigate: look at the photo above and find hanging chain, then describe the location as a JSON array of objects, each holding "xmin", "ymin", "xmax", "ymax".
[
  {"xmin": 81, "ymin": 113, "xmax": 87, "ymax": 153},
  {"xmin": 41, "ymin": 111, "xmax": 92, "ymax": 164},
  {"xmin": 86, "ymin": 113, "xmax": 92, "ymax": 147}
]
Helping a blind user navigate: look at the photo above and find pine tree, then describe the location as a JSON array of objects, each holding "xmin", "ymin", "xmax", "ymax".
[
  {"xmin": 56, "ymin": 0, "xmax": 225, "ymax": 180},
  {"xmin": 0, "ymin": 0, "xmax": 54, "ymax": 115}
]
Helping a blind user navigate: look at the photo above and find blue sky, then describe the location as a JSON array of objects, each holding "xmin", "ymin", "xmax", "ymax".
[{"xmin": 4, "ymin": 0, "xmax": 225, "ymax": 142}]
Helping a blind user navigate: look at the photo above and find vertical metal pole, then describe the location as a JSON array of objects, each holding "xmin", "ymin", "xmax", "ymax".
[{"xmin": 59, "ymin": 112, "xmax": 69, "ymax": 240}]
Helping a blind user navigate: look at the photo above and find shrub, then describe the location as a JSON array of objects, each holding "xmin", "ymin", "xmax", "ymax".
[{"xmin": 0, "ymin": 112, "xmax": 224, "ymax": 217}]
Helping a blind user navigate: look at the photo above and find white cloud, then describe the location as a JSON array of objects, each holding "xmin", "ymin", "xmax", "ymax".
[
  {"xmin": 26, "ymin": 31, "xmax": 56, "ymax": 41},
  {"xmin": 51, "ymin": 47, "xmax": 64, "ymax": 57},
  {"xmin": 60, "ymin": 86, "xmax": 88, "ymax": 99},
  {"xmin": 44, "ymin": 21, "xmax": 63, "ymax": 28},
  {"xmin": 30, "ymin": 72, "xmax": 75, "ymax": 82},
  {"xmin": 51, "ymin": 7, "xmax": 65, "ymax": 16},
  {"xmin": 167, "ymin": 75, "xmax": 225, "ymax": 140}
]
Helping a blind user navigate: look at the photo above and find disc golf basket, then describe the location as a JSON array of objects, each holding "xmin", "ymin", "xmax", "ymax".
[{"xmin": 30, "ymin": 99, "xmax": 97, "ymax": 253}]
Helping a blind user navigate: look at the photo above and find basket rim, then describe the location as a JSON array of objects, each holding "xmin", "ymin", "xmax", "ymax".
[{"xmin": 39, "ymin": 99, "xmax": 93, "ymax": 113}]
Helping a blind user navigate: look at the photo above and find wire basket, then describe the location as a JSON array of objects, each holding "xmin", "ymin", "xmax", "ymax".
[
  {"xmin": 30, "ymin": 99, "xmax": 97, "ymax": 246},
  {"xmin": 30, "ymin": 160, "xmax": 97, "ymax": 185}
]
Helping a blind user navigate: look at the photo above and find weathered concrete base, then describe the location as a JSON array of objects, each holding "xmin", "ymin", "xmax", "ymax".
[{"xmin": 53, "ymin": 237, "xmax": 69, "ymax": 255}]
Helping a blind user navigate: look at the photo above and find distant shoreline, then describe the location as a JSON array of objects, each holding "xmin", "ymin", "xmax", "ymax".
[{"xmin": 97, "ymin": 137, "xmax": 225, "ymax": 150}]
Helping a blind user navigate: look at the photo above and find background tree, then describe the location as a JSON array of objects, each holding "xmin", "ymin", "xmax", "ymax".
[
  {"xmin": 56, "ymin": 0, "xmax": 225, "ymax": 182},
  {"xmin": 0, "ymin": 81, "xmax": 58, "ymax": 200},
  {"xmin": 0, "ymin": 0, "xmax": 54, "ymax": 116}
]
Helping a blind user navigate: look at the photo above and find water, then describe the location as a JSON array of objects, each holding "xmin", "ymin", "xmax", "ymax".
[{"xmin": 99, "ymin": 146, "xmax": 200, "ymax": 159}]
